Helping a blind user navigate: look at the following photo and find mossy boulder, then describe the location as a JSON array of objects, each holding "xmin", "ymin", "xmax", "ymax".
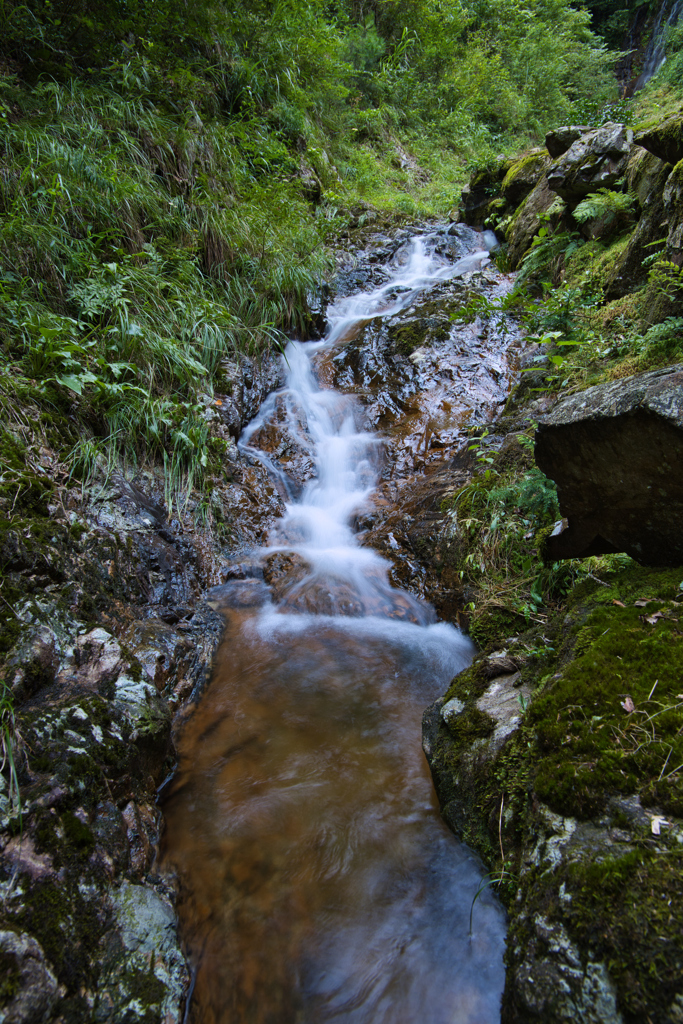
[
  {"xmin": 605, "ymin": 148, "xmax": 672, "ymax": 299},
  {"xmin": 547, "ymin": 122, "xmax": 633, "ymax": 202},
  {"xmin": 501, "ymin": 149, "xmax": 551, "ymax": 207},
  {"xmin": 635, "ymin": 112, "xmax": 683, "ymax": 167},
  {"xmin": 459, "ymin": 157, "xmax": 515, "ymax": 227},
  {"xmin": 424, "ymin": 565, "xmax": 683, "ymax": 1024},
  {"xmin": 505, "ymin": 177, "xmax": 558, "ymax": 270}
]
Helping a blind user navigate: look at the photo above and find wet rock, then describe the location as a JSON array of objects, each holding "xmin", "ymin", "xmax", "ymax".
[
  {"xmin": 73, "ymin": 628, "xmax": 124, "ymax": 690},
  {"xmin": 5, "ymin": 624, "xmax": 60, "ymax": 701},
  {"xmin": 0, "ymin": 929, "xmax": 59, "ymax": 1023},
  {"xmin": 547, "ymin": 123, "xmax": 633, "ymax": 202},
  {"xmin": 207, "ymin": 579, "xmax": 271, "ymax": 609},
  {"xmin": 509, "ymin": 918, "xmax": 623, "ymax": 1023},
  {"xmin": 635, "ymin": 112, "xmax": 683, "ymax": 166},
  {"xmin": 217, "ymin": 351, "xmax": 286, "ymax": 438},
  {"xmin": 545, "ymin": 125, "xmax": 593, "ymax": 158},
  {"xmin": 535, "ymin": 364, "xmax": 683, "ymax": 564}
]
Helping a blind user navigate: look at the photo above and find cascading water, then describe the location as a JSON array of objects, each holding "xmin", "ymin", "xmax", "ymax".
[
  {"xmin": 161, "ymin": 230, "xmax": 508, "ymax": 1023},
  {"xmin": 633, "ymin": 0, "xmax": 683, "ymax": 91}
]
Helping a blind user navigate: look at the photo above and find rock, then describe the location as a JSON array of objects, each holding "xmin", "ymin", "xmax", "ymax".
[
  {"xmin": 501, "ymin": 149, "xmax": 551, "ymax": 207},
  {"xmin": 547, "ymin": 123, "xmax": 633, "ymax": 202},
  {"xmin": 545, "ymin": 125, "xmax": 592, "ymax": 159},
  {"xmin": 605, "ymin": 148, "xmax": 672, "ymax": 298},
  {"xmin": 0, "ymin": 930, "xmax": 59, "ymax": 1023},
  {"xmin": 5, "ymin": 624, "xmax": 59, "ymax": 701},
  {"xmin": 459, "ymin": 158, "xmax": 514, "ymax": 226},
  {"xmin": 505, "ymin": 178, "xmax": 557, "ymax": 270},
  {"xmin": 98, "ymin": 881, "xmax": 189, "ymax": 1023},
  {"xmin": 535, "ymin": 364, "xmax": 683, "ymax": 564},
  {"xmin": 509, "ymin": 918, "xmax": 623, "ymax": 1023},
  {"xmin": 663, "ymin": 158, "xmax": 683, "ymax": 268},
  {"xmin": 635, "ymin": 113, "xmax": 683, "ymax": 166},
  {"xmin": 73, "ymin": 627, "xmax": 124, "ymax": 690}
]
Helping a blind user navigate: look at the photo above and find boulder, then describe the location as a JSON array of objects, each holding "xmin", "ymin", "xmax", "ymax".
[
  {"xmin": 545, "ymin": 125, "xmax": 592, "ymax": 159},
  {"xmin": 535, "ymin": 365, "xmax": 683, "ymax": 565},
  {"xmin": 459, "ymin": 158, "xmax": 514, "ymax": 226},
  {"xmin": 625, "ymin": 145, "xmax": 671, "ymax": 210},
  {"xmin": 547, "ymin": 123, "xmax": 633, "ymax": 202},
  {"xmin": 505, "ymin": 177, "xmax": 558, "ymax": 270},
  {"xmin": 501, "ymin": 148, "xmax": 551, "ymax": 207},
  {"xmin": 635, "ymin": 113, "xmax": 683, "ymax": 167},
  {"xmin": 663, "ymin": 158, "xmax": 683, "ymax": 265},
  {"xmin": 605, "ymin": 149, "xmax": 672, "ymax": 298}
]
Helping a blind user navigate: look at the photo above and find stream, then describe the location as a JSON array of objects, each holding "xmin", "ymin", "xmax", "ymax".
[{"xmin": 161, "ymin": 227, "xmax": 512, "ymax": 1023}]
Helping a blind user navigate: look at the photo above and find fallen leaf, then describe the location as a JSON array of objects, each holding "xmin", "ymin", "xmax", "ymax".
[
  {"xmin": 646, "ymin": 612, "xmax": 664, "ymax": 625},
  {"xmin": 612, "ymin": 600, "xmax": 625, "ymax": 608},
  {"xmin": 622, "ymin": 696, "xmax": 635, "ymax": 713},
  {"xmin": 651, "ymin": 815, "xmax": 668, "ymax": 836},
  {"xmin": 634, "ymin": 600, "xmax": 650, "ymax": 607}
]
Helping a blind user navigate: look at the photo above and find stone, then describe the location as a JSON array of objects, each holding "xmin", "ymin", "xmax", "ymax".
[
  {"xmin": 547, "ymin": 123, "xmax": 633, "ymax": 202},
  {"xmin": 545, "ymin": 125, "xmax": 593, "ymax": 158},
  {"xmin": 0, "ymin": 930, "xmax": 59, "ymax": 1023},
  {"xmin": 505, "ymin": 177, "xmax": 557, "ymax": 270},
  {"xmin": 4, "ymin": 624, "xmax": 59, "ymax": 701},
  {"xmin": 663, "ymin": 158, "xmax": 683, "ymax": 267},
  {"xmin": 605, "ymin": 148, "xmax": 672, "ymax": 298},
  {"xmin": 535, "ymin": 364, "xmax": 683, "ymax": 564},
  {"xmin": 501, "ymin": 149, "xmax": 551, "ymax": 207},
  {"xmin": 459, "ymin": 158, "xmax": 514, "ymax": 227},
  {"xmin": 635, "ymin": 113, "xmax": 683, "ymax": 167}
]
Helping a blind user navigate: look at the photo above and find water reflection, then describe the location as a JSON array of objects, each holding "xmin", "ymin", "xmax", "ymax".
[{"xmin": 162, "ymin": 612, "xmax": 506, "ymax": 1023}]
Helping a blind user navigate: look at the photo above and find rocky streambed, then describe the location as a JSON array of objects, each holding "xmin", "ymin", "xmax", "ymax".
[
  {"xmin": 4, "ymin": 186, "xmax": 681, "ymax": 1023},
  {"xmin": 0, "ymin": 221, "xmax": 528, "ymax": 1023}
]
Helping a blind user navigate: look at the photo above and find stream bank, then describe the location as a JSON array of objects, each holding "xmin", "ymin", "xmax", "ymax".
[{"xmin": 420, "ymin": 117, "xmax": 683, "ymax": 1024}]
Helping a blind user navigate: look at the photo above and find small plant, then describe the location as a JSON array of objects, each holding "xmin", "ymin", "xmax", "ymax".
[{"xmin": 0, "ymin": 680, "xmax": 21, "ymax": 826}]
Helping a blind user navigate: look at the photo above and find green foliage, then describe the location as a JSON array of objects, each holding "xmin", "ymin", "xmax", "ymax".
[{"xmin": 572, "ymin": 187, "xmax": 635, "ymax": 232}]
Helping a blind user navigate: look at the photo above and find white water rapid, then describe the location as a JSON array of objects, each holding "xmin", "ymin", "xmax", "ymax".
[{"xmin": 162, "ymin": 229, "xmax": 507, "ymax": 1024}]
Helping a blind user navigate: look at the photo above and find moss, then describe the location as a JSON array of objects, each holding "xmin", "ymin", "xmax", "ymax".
[
  {"xmin": 12, "ymin": 878, "xmax": 104, "ymax": 992},
  {"xmin": 125, "ymin": 962, "xmax": 167, "ymax": 1016},
  {"xmin": 501, "ymin": 152, "xmax": 546, "ymax": 192},
  {"xmin": 0, "ymin": 950, "xmax": 21, "ymax": 1003},
  {"xmin": 61, "ymin": 811, "xmax": 95, "ymax": 854},
  {"xmin": 545, "ymin": 847, "xmax": 683, "ymax": 1022},
  {"xmin": 528, "ymin": 593, "xmax": 683, "ymax": 818},
  {"xmin": 444, "ymin": 705, "xmax": 495, "ymax": 744},
  {"xmin": 469, "ymin": 606, "xmax": 528, "ymax": 652}
]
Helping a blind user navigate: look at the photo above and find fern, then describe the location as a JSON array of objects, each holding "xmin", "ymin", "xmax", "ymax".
[{"xmin": 572, "ymin": 188, "xmax": 634, "ymax": 225}]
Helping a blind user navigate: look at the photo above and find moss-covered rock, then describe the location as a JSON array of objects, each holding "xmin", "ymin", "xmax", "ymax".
[
  {"xmin": 424, "ymin": 565, "xmax": 683, "ymax": 1024},
  {"xmin": 635, "ymin": 112, "xmax": 683, "ymax": 166},
  {"xmin": 501, "ymin": 149, "xmax": 551, "ymax": 207}
]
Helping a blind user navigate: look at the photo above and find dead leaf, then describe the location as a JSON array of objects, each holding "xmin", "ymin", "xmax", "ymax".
[
  {"xmin": 634, "ymin": 600, "xmax": 650, "ymax": 607},
  {"xmin": 651, "ymin": 815, "xmax": 668, "ymax": 836},
  {"xmin": 612, "ymin": 600, "xmax": 626, "ymax": 608},
  {"xmin": 646, "ymin": 611, "xmax": 665, "ymax": 625},
  {"xmin": 621, "ymin": 696, "xmax": 635, "ymax": 713}
]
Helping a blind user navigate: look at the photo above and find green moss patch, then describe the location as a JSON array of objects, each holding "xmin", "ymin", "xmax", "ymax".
[{"xmin": 529, "ymin": 600, "xmax": 683, "ymax": 818}]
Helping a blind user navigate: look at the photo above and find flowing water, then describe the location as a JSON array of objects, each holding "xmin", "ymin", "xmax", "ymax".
[{"xmin": 161, "ymin": 229, "xmax": 508, "ymax": 1024}]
